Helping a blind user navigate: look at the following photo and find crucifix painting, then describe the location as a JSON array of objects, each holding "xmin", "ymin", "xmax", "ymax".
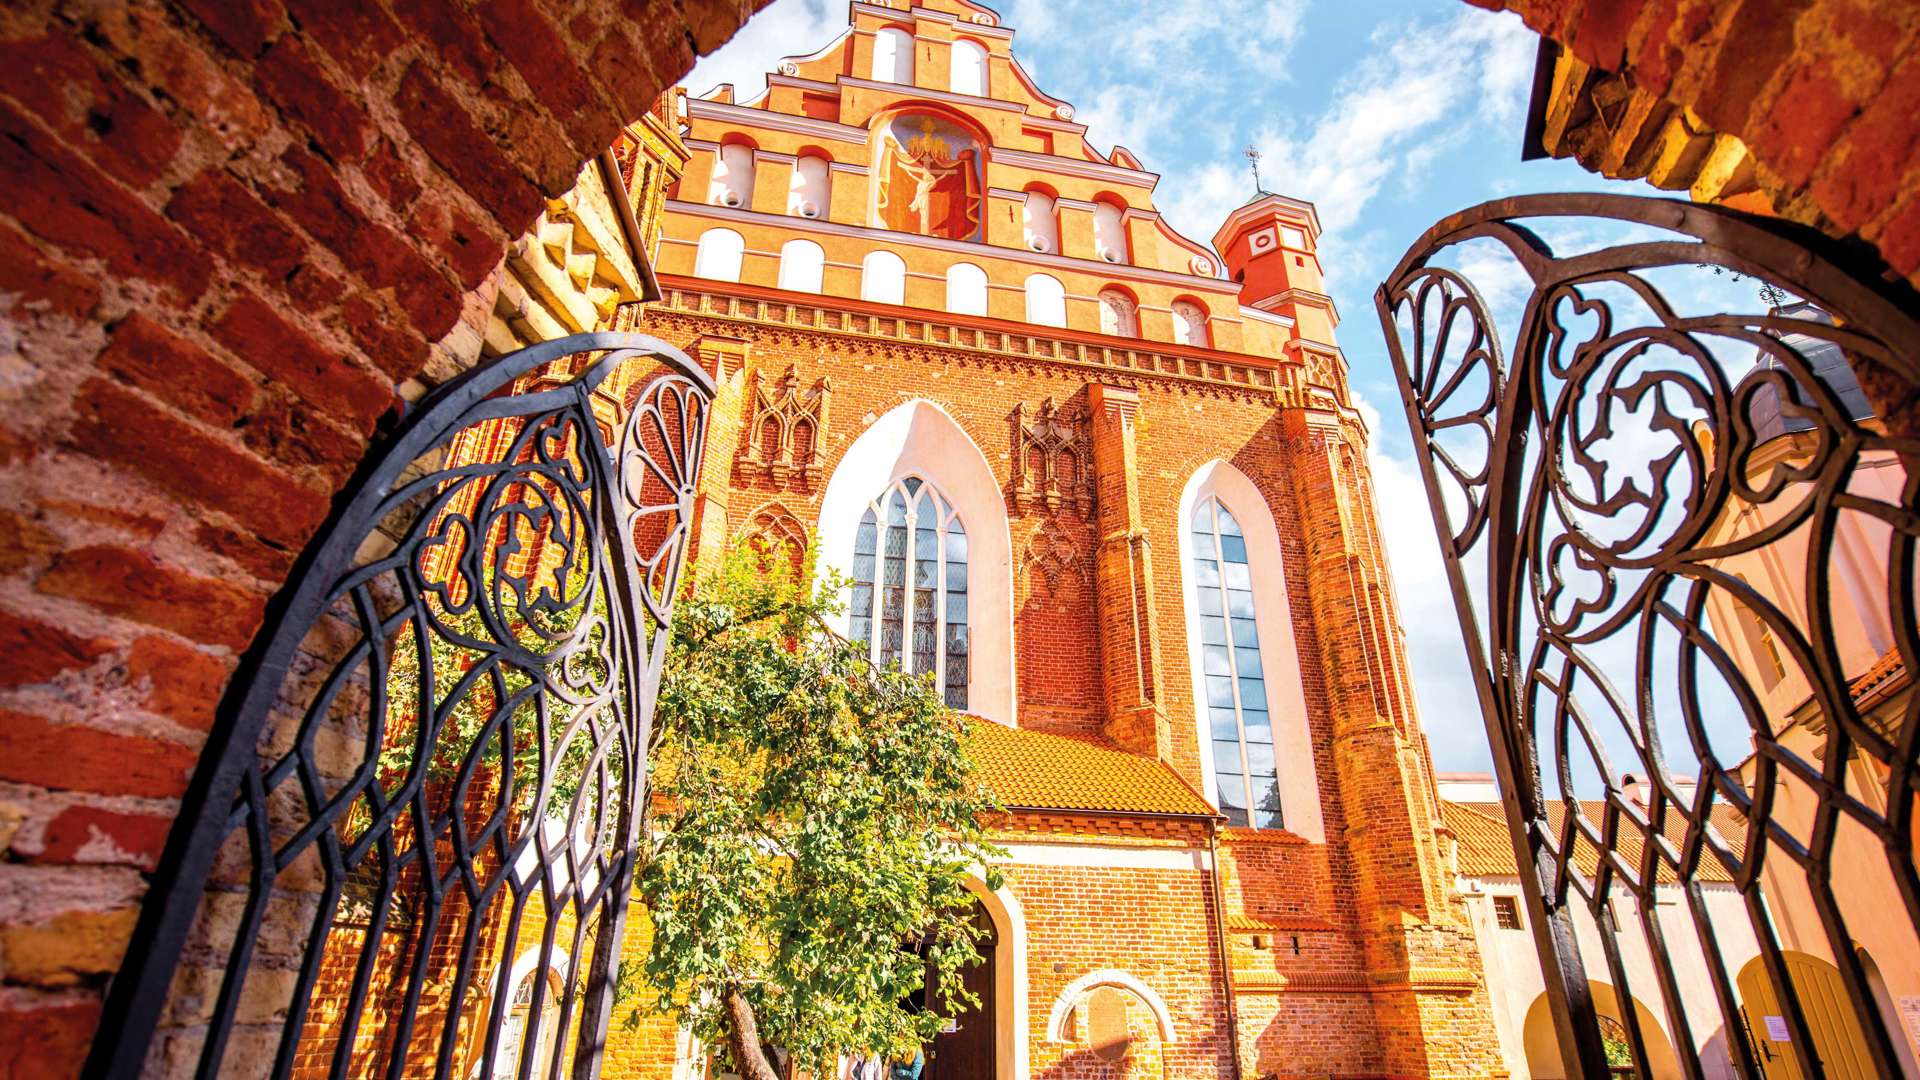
[{"xmin": 875, "ymin": 114, "xmax": 983, "ymax": 240}]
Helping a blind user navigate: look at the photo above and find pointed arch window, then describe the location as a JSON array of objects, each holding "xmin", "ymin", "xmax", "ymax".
[
  {"xmin": 1190, "ymin": 498, "xmax": 1280, "ymax": 828},
  {"xmin": 849, "ymin": 476, "xmax": 969, "ymax": 709}
]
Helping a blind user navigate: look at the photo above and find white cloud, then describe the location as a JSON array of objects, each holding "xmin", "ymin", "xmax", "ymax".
[
  {"xmin": 685, "ymin": 0, "xmax": 842, "ymax": 103},
  {"xmin": 1355, "ymin": 389, "xmax": 1492, "ymax": 772},
  {"xmin": 1260, "ymin": 9, "xmax": 1535, "ymax": 242}
]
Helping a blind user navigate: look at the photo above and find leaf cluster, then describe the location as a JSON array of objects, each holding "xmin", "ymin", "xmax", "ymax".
[{"xmin": 638, "ymin": 541, "xmax": 1003, "ymax": 1077}]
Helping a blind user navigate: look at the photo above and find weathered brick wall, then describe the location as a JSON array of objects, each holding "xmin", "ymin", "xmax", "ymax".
[
  {"xmin": 1472, "ymin": 0, "xmax": 1920, "ymax": 438},
  {"xmin": 0, "ymin": 2, "xmax": 766, "ymax": 1073}
]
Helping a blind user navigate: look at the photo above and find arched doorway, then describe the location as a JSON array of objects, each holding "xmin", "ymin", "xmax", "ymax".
[
  {"xmin": 1522, "ymin": 983, "xmax": 1683, "ymax": 1079},
  {"xmin": 920, "ymin": 899, "xmax": 998, "ymax": 1080},
  {"xmin": 1736, "ymin": 953, "xmax": 1879, "ymax": 1079}
]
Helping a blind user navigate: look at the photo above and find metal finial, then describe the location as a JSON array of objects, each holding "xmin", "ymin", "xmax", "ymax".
[{"xmin": 1245, "ymin": 144, "xmax": 1267, "ymax": 196}]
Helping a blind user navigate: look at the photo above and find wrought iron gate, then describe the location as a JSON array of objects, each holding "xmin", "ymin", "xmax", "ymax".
[
  {"xmin": 86, "ymin": 333, "xmax": 715, "ymax": 1080},
  {"xmin": 1376, "ymin": 195, "xmax": 1920, "ymax": 1078}
]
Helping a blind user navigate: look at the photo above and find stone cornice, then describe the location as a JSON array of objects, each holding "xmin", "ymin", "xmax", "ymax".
[
  {"xmin": 686, "ymin": 97, "xmax": 870, "ymax": 146},
  {"xmin": 665, "ymin": 199, "xmax": 1236, "ymax": 295},
  {"xmin": 834, "ymin": 74, "xmax": 1028, "ymax": 114},
  {"xmin": 1258, "ymin": 288, "xmax": 1340, "ymax": 328},
  {"xmin": 992, "ymin": 146, "xmax": 1158, "ymax": 189},
  {"xmin": 651, "ymin": 275, "xmax": 1312, "ymax": 406}
]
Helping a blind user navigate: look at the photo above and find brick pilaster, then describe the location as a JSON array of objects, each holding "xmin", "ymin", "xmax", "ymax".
[
  {"xmin": 1087, "ymin": 383, "xmax": 1171, "ymax": 762},
  {"xmin": 687, "ymin": 334, "xmax": 750, "ymax": 578},
  {"xmin": 1282, "ymin": 408, "xmax": 1505, "ymax": 1078}
]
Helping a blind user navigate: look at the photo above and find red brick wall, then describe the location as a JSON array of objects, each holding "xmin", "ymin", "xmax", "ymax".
[
  {"xmin": 0, "ymin": 3, "xmax": 767, "ymax": 1074},
  {"xmin": 1007, "ymin": 858, "xmax": 1235, "ymax": 1080}
]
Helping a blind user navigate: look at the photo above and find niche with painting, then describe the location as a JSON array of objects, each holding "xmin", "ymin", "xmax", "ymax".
[{"xmin": 872, "ymin": 110, "xmax": 986, "ymax": 242}]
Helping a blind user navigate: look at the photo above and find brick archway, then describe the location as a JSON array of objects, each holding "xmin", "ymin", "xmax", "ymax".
[{"xmin": 0, "ymin": 2, "xmax": 764, "ymax": 1071}]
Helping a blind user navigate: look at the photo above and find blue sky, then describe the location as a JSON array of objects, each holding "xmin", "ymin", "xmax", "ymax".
[{"xmin": 687, "ymin": 0, "xmax": 1778, "ymax": 781}]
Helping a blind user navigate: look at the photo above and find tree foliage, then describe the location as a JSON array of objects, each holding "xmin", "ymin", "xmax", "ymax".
[{"xmin": 636, "ymin": 542, "xmax": 1003, "ymax": 1080}]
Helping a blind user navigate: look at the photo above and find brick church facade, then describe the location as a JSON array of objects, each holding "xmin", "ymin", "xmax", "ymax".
[{"xmin": 605, "ymin": 2, "xmax": 1508, "ymax": 1077}]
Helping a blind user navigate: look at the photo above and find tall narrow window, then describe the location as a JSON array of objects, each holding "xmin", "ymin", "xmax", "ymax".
[
  {"xmin": 861, "ymin": 249, "xmax": 906, "ymax": 305},
  {"xmin": 1021, "ymin": 189, "xmax": 1058, "ymax": 254},
  {"xmin": 1733, "ymin": 572, "xmax": 1788, "ymax": 689},
  {"xmin": 692, "ymin": 227, "xmax": 745, "ymax": 282},
  {"xmin": 1191, "ymin": 498, "xmax": 1280, "ymax": 828},
  {"xmin": 946, "ymin": 262, "xmax": 987, "ymax": 316},
  {"xmin": 710, "ymin": 142, "xmax": 755, "ymax": 208},
  {"xmin": 874, "ymin": 27, "xmax": 914, "ymax": 84},
  {"xmin": 787, "ymin": 154, "xmax": 831, "ymax": 219},
  {"xmin": 849, "ymin": 476, "xmax": 969, "ymax": 709},
  {"xmin": 1024, "ymin": 273, "xmax": 1065, "ymax": 327},
  {"xmin": 949, "ymin": 38, "xmax": 987, "ymax": 96},
  {"xmin": 1093, "ymin": 199, "xmax": 1127, "ymax": 263},
  {"xmin": 776, "ymin": 238, "xmax": 824, "ymax": 293}
]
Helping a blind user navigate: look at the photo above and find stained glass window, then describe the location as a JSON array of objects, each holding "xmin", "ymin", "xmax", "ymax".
[
  {"xmin": 1191, "ymin": 498, "xmax": 1282, "ymax": 829},
  {"xmin": 850, "ymin": 476, "xmax": 969, "ymax": 709}
]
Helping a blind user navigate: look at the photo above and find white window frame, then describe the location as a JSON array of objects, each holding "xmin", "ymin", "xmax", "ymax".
[{"xmin": 1175, "ymin": 461, "xmax": 1323, "ymax": 840}]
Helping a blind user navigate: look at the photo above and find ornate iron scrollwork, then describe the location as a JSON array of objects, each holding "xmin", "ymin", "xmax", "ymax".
[
  {"xmin": 1378, "ymin": 195, "xmax": 1919, "ymax": 1079},
  {"xmin": 88, "ymin": 333, "xmax": 714, "ymax": 1080}
]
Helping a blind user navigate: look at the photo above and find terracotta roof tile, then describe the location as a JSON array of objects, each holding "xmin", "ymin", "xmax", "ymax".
[
  {"xmin": 1851, "ymin": 648, "xmax": 1910, "ymax": 710},
  {"xmin": 964, "ymin": 720, "xmax": 1219, "ymax": 818},
  {"xmin": 1443, "ymin": 799, "xmax": 1750, "ymax": 886}
]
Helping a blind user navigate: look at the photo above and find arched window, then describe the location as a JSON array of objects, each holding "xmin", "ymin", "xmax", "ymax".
[
  {"xmin": 946, "ymin": 262, "xmax": 987, "ymax": 316},
  {"xmin": 949, "ymin": 38, "xmax": 987, "ymax": 96},
  {"xmin": 1189, "ymin": 497, "xmax": 1280, "ymax": 828},
  {"xmin": 495, "ymin": 967, "xmax": 563, "ymax": 1079},
  {"xmin": 787, "ymin": 154, "xmax": 831, "ymax": 219},
  {"xmin": 776, "ymin": 238, "xmax": 824, "ymax": 293},
  {"xmin": 874, "ymin": 27, "xmax": 914, "ymax": 84},
  {"xmin": 710, "ymin": 142, "xmax": 755, "ymax": 208},
  {"xmin": 1021, "ymin": 189, "xmax": 1058, "ymax": 254},
  {"xmin": 861, "ymin": 249, "xmax": 906, "ymax": 305},
  {"xmin": 1023, "ymin": 273, "xmax": 1064, "ymax": 327},
  {"xmin": 849, "ymin": 476, "xmax": 969, "ymax": 709},
  {"xmin": 1097, "ymin": 288, "xmax": 1137, "ymax": 337},
  {"xmin": 692, "ymin": 227, "xmax": 744, "ymax": 282},
  {"xmin": 1093, "ymin": 199, "xmax": 1127, "ymax": 264},
  {"xmin": 1173, "ymin": 300, "xmax": 1209, "ymax": 347}
]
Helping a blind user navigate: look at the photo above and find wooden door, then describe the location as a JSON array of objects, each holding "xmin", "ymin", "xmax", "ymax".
[
  {"xmin": 926, "ymin": 903, "xmax": 997, "ymax": 1080},
  {"xmin": 1738, "ymin": 953, "xmax": 1878, "ymax": 1080}
]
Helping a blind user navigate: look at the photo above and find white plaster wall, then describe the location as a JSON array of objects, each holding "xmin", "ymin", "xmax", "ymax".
[
  {"xmin": 815, "ymin": 399, "xmax": 1016, "ymax": 726},
  {"xmin": 1463, "ymin": 877, "xmax": 1760, "ymax": 1079},
  {"xmin": 1172, "ymin": 460, "xmax": 1323, "ymax": 842}
]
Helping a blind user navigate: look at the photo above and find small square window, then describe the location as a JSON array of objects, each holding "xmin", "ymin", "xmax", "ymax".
[{"xmin": 1493, "ymin": 895, "xmax": 1523, "ymax": 930}]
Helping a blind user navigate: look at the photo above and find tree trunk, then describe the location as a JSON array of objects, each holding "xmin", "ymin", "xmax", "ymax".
[{"xmin": 723, "ymin": 983, "xmax": 784, "ymax": 1080}]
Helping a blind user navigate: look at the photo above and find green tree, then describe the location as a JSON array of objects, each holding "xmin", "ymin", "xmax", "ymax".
[{"xmin": 637, "ymin": 542, "xmax": 1003, "ymax": 1080}]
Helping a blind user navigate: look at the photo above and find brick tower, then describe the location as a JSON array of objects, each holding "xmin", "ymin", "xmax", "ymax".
[{"xmin": 610, "ymin": 1, "xmax": 1508, "ymax": 1077}]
